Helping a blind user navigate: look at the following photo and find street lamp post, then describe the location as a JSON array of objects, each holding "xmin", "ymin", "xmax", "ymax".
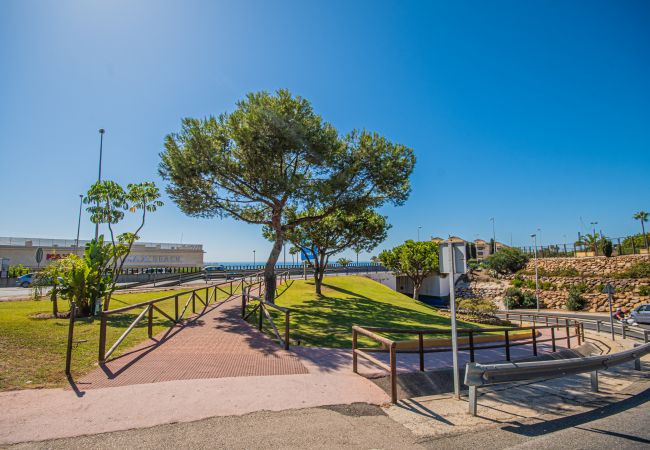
[
  {"xmin": 75, "ymin": 194, "xmax": 83, "ymax": 255},
  {"xmin": 590, "ymin": 221, "xmax": 598, "ymax": 255},
  {"xmin": 253, "ymin": 250, "xmax": 256, "ymax": 267},
  {"xmin": 94, "ymin": 129, "xmax": 105, "ymax": 240},
  {"xmin": 531, "ymin": 234, "xmax": 539, "ymax": 311},
  {"xmin": 490, "ymin": 218, "xmax": 496, "ymax": 253}
]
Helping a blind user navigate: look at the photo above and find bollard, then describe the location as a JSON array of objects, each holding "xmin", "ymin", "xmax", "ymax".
[
  {"xmin": 591, "ymin": 371, "xmax": 599, "ymax": 392},
  {"xmin": 468, "ymin": 385, "xmax": 478, "ymax": 416}
]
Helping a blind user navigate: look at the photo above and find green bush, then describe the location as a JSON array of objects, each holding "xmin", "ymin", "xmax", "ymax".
[
  {"xmin": 600, "ymin": 239, "xmax": 613, "ymax": 257},
  {"xmin": 538, "ymin": 267, "xmax": 580, "ymax": 277},
  {"xmin": 565, "ymin": 286, "xmax": 587, "ymax": 311},
  {"xmin": 8, "ymin": 264, "xmax": 30, "ymax": 278},
  {"xmin": 627, "ymin": 262, "xmax": 650, "ymax": 279},
  {"xmin": 504, "ymin": 287, "xmax": 537, "ymax": 309},
  {"xmin": 510, "ymin": 276, "xmax": 524, "ymax": 288},
  {"xmin": 539, "ymin": 280, "xmax": 555, "ymax": 290},
  {"xmin": 483, "ymin": 248, "xmax": 529, "ymax": 275},
  {"xmin": 639, "ymin": 285, "xmax": 650, "ymax": 296},
  {"xmin": 525, "ymin": 279, "xmax": 536, "ymax": 289},
  {"xmin": 456, "ymin": 298, "xmax": 498, "ymax": 316},
  {"xmin": 571, "ymin": 282, "xmax": 588, "ymax": 294}
]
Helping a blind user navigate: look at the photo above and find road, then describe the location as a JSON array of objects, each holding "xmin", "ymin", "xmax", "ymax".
[{"xmin": 10, "ymin": 385, "xmax": 650, "ymax": 449}]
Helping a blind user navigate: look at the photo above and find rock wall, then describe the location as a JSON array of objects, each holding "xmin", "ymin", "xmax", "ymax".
[
  {"xmin": 523, "ymin": 254, "xmax": 650, "ymax": 276},
  {"xmin": 460, "ymin": 254, "xmax": 650, "ymax": 312}
]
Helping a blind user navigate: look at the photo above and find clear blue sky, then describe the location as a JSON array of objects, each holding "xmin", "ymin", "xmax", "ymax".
[{"xmin": 1, "ymin": 0, "xmax": 649, "ymax": 262}]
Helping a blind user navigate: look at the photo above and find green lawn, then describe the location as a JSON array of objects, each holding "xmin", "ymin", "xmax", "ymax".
[
  {"xmin": 0, "ymin": 284, "xmax": 237, "ymax": 391},
  {"xmin": 270, "ymin": 276, "xmax": 487, "ymax": 348}
]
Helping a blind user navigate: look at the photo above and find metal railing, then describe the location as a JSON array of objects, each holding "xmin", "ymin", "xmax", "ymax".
[
  {"xmin": 352, "ymin": 322, "xmax": 584, "ymax": 403},
  {"xmin": 241, "ymin": 271, "xmax": 292, "ymax": 349},
  {"xmin": 498, "ymin": 311, "xmax": 650, "ymax": 343},
  {"xmin": 98, "ymin": 271, "xmax": 263, "ymax": 363},
  {"xmin": 465, "ymin": 341, "xmax": 650, "ymax": 416}
]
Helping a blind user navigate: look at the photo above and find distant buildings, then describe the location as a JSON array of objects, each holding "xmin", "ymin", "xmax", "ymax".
[
  {"xmin": 432, "ymin": 236, "xmax": 509, "ymax": 261},
  {"xmin": 0, "ymin": 236, "xmax": 204, "ymax": 272}
]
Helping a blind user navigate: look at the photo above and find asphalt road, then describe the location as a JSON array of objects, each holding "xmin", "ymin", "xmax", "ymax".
[{"xmin": 11, "ymin": 385, "xmax": 650, "ymax": 450}]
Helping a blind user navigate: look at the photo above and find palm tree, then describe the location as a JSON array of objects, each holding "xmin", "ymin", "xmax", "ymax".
[
  {"xmin": 576, "ymin": 233, "xmax": 601, "ymax": 255},
  {"xmin": 634, "ymin": 211, "xmax": 649, "ymax": 250}
]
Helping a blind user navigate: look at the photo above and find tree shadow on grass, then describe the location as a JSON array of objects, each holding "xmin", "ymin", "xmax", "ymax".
[{"xmin": 286, "ymin": 291, "xmax": 486, "ymax": 349}]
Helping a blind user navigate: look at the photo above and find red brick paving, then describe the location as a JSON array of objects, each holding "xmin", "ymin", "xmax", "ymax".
[{"xmin": 76, "ymin": 296, "xmax": 308, "ymax": 389}]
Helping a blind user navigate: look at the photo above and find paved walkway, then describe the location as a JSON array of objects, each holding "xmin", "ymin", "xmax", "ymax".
[{"xmin": 77, "ymin": 296, "xmax": 308, "ymax": 389}]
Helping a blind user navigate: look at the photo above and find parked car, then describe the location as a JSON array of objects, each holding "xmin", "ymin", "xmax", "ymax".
[
  {"xmin": 205, "ymin": 265, "xmax": 225, "ymax": 272},
  {"xmin": 16, "ymin": 273, "xmax": 34, "ymax": 288},
  {"xmin": 628, "ymin": 304, "xmax": 650, "ymax": 325},
  {"xmin": 15, "ymin": 273, "xmax": 64, "ymax": 288}
]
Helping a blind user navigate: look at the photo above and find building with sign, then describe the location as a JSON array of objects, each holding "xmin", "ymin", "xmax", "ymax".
[{"xmin": 0, "ymin": 237, "xmax": 204, "ymax": 270}]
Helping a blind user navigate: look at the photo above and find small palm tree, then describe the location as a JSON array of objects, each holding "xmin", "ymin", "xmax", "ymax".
[
  {"xmin": 576, "ymin": 233, "xmax": 601, "ymax": 254},
  {"xmin": 634, "ymin": 211, "xmax": 649, "ymax": 250}
]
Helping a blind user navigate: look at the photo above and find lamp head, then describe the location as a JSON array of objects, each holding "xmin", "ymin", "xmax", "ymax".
[{"xmin": 99, "ymin": 128, "xmax": 105, "ymax": 134}]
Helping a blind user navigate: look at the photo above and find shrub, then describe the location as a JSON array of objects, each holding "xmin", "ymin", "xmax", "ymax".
[
  {"xmin": 627, "ymin": 262, "xmax": 650, "ymax": 279},
  {"xmin": 565, "ymin": 286, "xmax": 587, "ymax": 311},
  {"xmin": 538, "ymin": 267, "xmax": 580, "ymax": 277},
  {"xmin": 639, "ymin": 285, "xmax": 650, "ymax": 296},
  {"xmin": 539, "ymin": 280, "xmax": 555, "ymax": 291},
  {"xmin": 456, "ymin": 298, "xmax": 498, "ymax": 316},
  {"xmin": 504, "ymin": 287, "xmax": 537, "ymax": 309},
  {"xmin": 483, "ymin": 248, "xmax": 529, "ymax": 275},
  {"xmin": 510, "ymin": 276, "xmax": 524, "ymax": 288},
  {"xmin": 525, "ymin": 279, "xmax": 536, "ymax": 289},
  {"xmin": 571, "ymin": 282, "xmax": 588, "ymax": 294},
  {"xmin": 600, "ymin": 239, "xmax": 613, "ymax": 257},
  {"xmin": 8, "ymin": 264, "xmax": 30, "ymax": 278}
]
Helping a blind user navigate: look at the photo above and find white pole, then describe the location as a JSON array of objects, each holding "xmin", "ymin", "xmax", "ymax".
[{"xmin": 448, "ymin": 243, "xmax": 460, "ymax": 399}]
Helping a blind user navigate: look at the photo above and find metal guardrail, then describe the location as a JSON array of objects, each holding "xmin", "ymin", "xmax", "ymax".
[
  {"xmin": 498, "ymin": 311, "xmax": 650, "ymax": 343},
  {"xmin": 464, "ymin": 341, "xmax": 650, "ymax": 416}
]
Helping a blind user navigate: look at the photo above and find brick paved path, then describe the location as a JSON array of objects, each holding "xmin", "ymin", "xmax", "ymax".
[{"xmin": 76, "ymin": 296, "xmax": 308, "ymax": 389}]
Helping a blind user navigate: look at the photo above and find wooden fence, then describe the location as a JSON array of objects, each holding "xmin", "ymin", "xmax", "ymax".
[{"xmin": 352, "ymin": 320, "xmax": 584, "ymax": 403}]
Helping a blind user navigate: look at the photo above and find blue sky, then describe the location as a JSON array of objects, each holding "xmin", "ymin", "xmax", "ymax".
[{"xmin": 1, "ymin": 0, "xmax": 649, "ymax": 262}]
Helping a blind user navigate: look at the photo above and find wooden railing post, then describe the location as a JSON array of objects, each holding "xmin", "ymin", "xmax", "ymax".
[
  {"xmin": 469, "ymin": 331, "xmax": 475, "ymax": 362},
  {"xmin": 258, "ymin": 302, "xmax": 263, "ymax": 330},
  {"xmin": 390, "ymin": 343, "xmax": 397, "ymax": 403},
  {"xmin": 174, "ymin": 295, "xmax": 179, "ymax": 322},
  {"xmin": 551, "ymin": 326, "xmax": 556, "ymax": 352},
  {"xmin": 352, "ymin": 328, "xmax": 358, "ymax": 373},
  {"xmin": 65, "ymin": 302, "xmax": 77, "ymax": 376},
  {"xmin": 418, "ymin": 333, "xmax": 424, "ymax": 371},
  {"xmin": 284, "ymin": 311, "xmax": 290, "ymax": 350},
  {"xmin": 504, "ymin": 330, "xmax": 511, "ymax": 361},
  {"xmin": 566, "ymin": 323, "xmax": 571, "ymax": 348},
  {"xmin": 192, "ymin": 292, "xmax": 196, "ymax": 314},
  {"xmin": 532, "ymin": 327, "xmax": 537, "ymax": 356},
  {"xmin": 147, "ymin": 305, "xmax": 153, "ymax": 338},
  {"xmin": 98, "ymin": 313, "xmax": 107, "ymax": 363}
]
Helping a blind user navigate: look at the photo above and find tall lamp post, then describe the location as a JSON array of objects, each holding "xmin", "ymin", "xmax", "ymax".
[
  {"xmin": 94, "ymin": 129, "xmax": 105, "ymax": 240},
  {"xmin": 531, "ymin": 233, "xmax": 540, "ymax": 311},
  {"xmin": 75, "ymin": 194, "xmax": 83, "ymax": 255},
  {"xmin": 490, "ymin": 217, "xmax": 496, "ymax": 253},
  {"xmin": 253, "ymin": 250, "xmax": 256, "ymax": 267},
  {"xmin": 590, "ymin": 221, "xmax": 598, "ymax": 255}
]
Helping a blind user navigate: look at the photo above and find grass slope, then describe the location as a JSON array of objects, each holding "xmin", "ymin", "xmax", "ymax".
[
  {"xmin": 0, "ymin": 286, "xmax": 236, "ymax": 390},
  {"xmin": 273, "ymin": 276, "xmax": 484, "ymax": 348}
]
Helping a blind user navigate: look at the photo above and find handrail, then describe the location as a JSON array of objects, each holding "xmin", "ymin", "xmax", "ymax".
[
  {"xmin": 498, "ymin": 310, "xmax": 650, "ymax": 343},
  {"xmin": 464, "ymin": 341, "xmax": 650, "ymax": 415},
  {"xmin": 241, "ymin": 270, "xmax": 292, "ymax": 349},
  {"xmin": 98, "ymin": 271, "xmax": 264, "ymax": 362},
  {"xmin": 352, "ymin": 321, "xmax": 584, "ymax": 403}
]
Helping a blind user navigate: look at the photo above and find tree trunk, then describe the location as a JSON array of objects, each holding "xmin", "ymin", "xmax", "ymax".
[
  {"xmin": 642, "ymin": 221, "xmax": 648, "ymax": 250},
  {"xmin": 51, "ymin": 289, "xmax": 58, "ymax": 317},
  {"xmin": 265, "ymin": 227, "xmax": 283, "ymax": 303},
  {"xmin": 413, "ymin": 283, "xmax": 421, "ymax": 300}
]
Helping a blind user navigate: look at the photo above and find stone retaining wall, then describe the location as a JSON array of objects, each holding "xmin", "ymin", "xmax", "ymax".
[{"xmin": 523, "ymin": 254, "xmax": 650, "ymax": 276}]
